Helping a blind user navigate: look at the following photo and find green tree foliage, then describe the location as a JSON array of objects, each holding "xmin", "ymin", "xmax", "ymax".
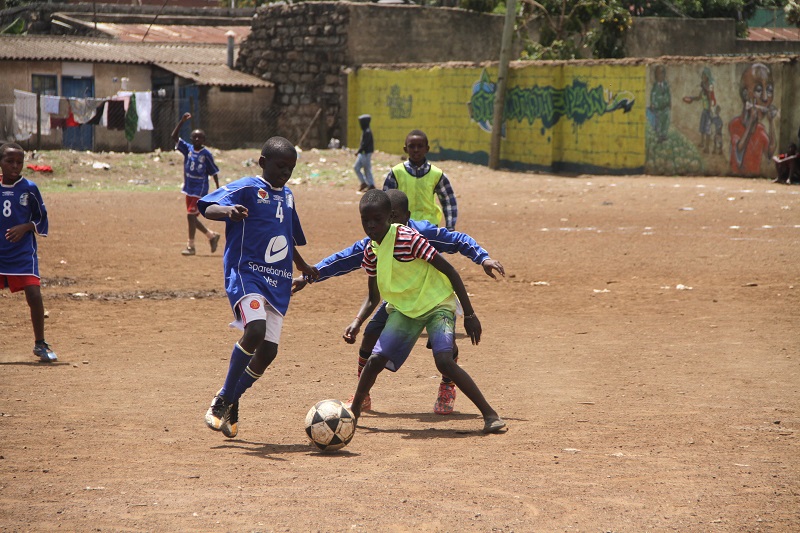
[
  {"xmin": 786, "ymin": 0, "xmax": 800, "ymax": 25},
  {"xmin": 518, "ymin": 0, "xmax": 632, "ymax": 59}
]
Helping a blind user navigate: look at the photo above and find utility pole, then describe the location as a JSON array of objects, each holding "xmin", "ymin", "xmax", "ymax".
[{"xmin": 489, "ymin": 0, "xmax": 517, "ymax": 170}]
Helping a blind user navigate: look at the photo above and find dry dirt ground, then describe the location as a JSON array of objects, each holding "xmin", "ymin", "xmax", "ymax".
[{"xmin": 1, "ymin": 147, "xmax": 798, "ymax": 532}]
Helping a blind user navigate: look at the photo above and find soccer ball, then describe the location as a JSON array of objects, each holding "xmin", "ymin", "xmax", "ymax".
[{"xmin": 304, "ymin": 399, "xmax": 356, "ymax": 451}]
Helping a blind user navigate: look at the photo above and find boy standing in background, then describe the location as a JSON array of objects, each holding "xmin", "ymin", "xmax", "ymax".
[
  {"xmin": 172, "ymin": 112, "xmax": 221, "ymax": 256},
  {"xmin": 354, "ymin": 114, "xmax": 375, "ymax": 192},
  {"xmin": 383, "ymin": 129, "xmax": 457, "ymax": 230}
]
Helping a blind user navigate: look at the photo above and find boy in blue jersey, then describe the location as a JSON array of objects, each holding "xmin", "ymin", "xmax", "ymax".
[
  {"xmin": 172, "ymin": 112, "xmax": 221, "ymax": 256},
  {"xmin": 0, "ymin": 143, "xmax": 57, "ymax": 362},
  {"xmin": 198, "ymin": 136, "xmax": 319, "ymax": 438},
  {"xmin": 292, "ymin": 189, "xmax": 504, "ymax": 414},
  {"xmin": 346, "ymin": 189, "xmax": 505, "ymax": 434},
  {"xmin": 384, "ymin": 130, "xmax": 457, "ymax": 230}
]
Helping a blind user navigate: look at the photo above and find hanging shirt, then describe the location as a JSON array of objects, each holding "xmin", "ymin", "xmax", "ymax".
[
  {"xmin": 197, "ymin": 177, "xmax": 307, "ymax": 316},
  {"xmin": 134, "ymin": 91, "xmax": 153, "ymax": 131}
]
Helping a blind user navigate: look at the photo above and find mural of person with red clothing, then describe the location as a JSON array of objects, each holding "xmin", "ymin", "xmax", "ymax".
[{"xmin": 728, "ymin": 63, "xmax": 778, "ymax": 176}]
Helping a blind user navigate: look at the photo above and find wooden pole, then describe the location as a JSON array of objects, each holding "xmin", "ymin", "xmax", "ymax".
[
  {"xmin": 489, "ymin": 0, "xmax": 517, "ymax": 170},
  {"xmin": 36, "ymin": 91, "xmax": 41, "ymax": 151}
]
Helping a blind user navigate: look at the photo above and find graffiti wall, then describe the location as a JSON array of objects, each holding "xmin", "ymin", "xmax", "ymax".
[{"xmin": 347, "ymin": 58, "xmax": 798, "ymax": 177}]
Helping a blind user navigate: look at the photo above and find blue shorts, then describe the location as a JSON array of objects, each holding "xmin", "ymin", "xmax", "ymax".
[{"xmin": 373, "ymin": 296, "xmax": 457, "ymax": 372}]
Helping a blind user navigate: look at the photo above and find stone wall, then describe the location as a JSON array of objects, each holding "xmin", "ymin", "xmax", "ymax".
[
  {"xmin": 236, "ymin": 2, "xmax": 529, "ymax": 148},
  {"xmin": 237, "ymin": 2, "xmax": 350, "ymax": 149}
]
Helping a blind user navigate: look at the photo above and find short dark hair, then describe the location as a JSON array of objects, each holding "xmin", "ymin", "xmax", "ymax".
[
  {"xmin": 406, "ymin": 129, "xmax": 428, "ymax": 143},
  {"xmin": 0, "ymin": 142, "xmax": 24, "ymax": 158},
  {"xmin": 385, "ymin": 189, "xmax": 409, "ymax": 214},
  {"xmin": 261, "ymin": 136, "xmax": 296, "ymax": 159},
  {"xmin": 359, "ymin": 188, "xmax": 391, "ymax": 213}
]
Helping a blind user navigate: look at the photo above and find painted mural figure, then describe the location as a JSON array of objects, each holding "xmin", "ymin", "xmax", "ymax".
[
  {"xmin": 649, "ymin": 65, "xmax": 671, "ymax": 142},
  {"xmin": 711, "ymin": 105, "xmax": 724, "ymax": 155},
  {"xmin": 728, "ymin": 63, "xmax": 777, "ymax": 176},
  {"xmin": 682, "ymin": 67, "xmax": 716, "ymax": 154}
]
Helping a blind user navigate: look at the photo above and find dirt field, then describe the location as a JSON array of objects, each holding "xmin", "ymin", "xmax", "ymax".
[{"xmin": 1, "ymin": 147, "xmax": 798, "ymax": 532}]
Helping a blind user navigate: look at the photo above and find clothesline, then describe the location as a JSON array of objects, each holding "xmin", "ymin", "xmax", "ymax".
[{"xmin": 12, "ymin": 89, "xmax": 154, "ymax": 143}]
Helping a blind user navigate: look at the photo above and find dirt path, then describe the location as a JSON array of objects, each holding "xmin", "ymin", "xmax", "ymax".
[{"xmin": 1, "ymin": 149, "xmax": 798, "ymax": 531}]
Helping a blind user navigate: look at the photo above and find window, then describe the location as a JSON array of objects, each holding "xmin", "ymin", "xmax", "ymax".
[{"xmin": 32, "ymin": 75, "xmax": 58, "ymax": 96}]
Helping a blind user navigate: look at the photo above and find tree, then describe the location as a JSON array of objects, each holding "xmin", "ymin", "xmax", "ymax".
[
  {"xmin": 518, "ymin": 0, "xmax": 632, "ymax": 59},
  {"xmin": 786, "ymin": 0, "xmax": 800, "ymax": 25}
]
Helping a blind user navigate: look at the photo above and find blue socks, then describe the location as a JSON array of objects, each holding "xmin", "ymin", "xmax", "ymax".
[
  {"xmin": 220, "ymin": 343, "xmax": 253, "ymax": 402},
  {"xmin": 232, "ymin": 366, "xmax": 263, "ymax": 403}
]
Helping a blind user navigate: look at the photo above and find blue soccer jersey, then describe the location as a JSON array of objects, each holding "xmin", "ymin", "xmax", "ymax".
[
  {"xmin": 311, "ymin": 219, "xmax": 490, "ymax": 282},
  {"xmin": 198, "ymin": 176, "xmax": 306, "ymax": 316},
  {"xmin": 176, "ymin": 138, "xmax": 220, "ymax": 198},
  {"xmin": 0, "ymin": 177, "xmax": 49, "ymax": 277}
]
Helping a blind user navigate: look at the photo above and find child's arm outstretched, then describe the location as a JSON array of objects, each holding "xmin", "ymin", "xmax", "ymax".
[
  {"xmin": 171, "ymin": 112, "xmax": 191, "ymax": 143},
  {"xmin": 292, "ymin": 247, "xmax": 319, "ymax": 282},
  {"xmin": 343, "ymin": 276, "xmax": 381, "ymax": 345},
  {"xmin": 430, "ymin": 254, "xmax": 481, "ymax": 345},
  {"xmin": 291, "ymin": 238, "xmax": 369, "ymax": 294}
]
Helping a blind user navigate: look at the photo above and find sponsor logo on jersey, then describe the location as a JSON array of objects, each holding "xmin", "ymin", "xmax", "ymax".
[
  {"xmin": 19, "ymin": 192, "xmax": 29, "ymax": 207},
  {"xmin": 264, "ymin": 235, "xmax": 289, "ymax": 264},
  {"xmin": 2, "ymin": 190, "xmax": 14, "ymax": 197},
  {"xmin": 287, "ymin": 193, "xmax": 294, "ymax": 209},
  {"xmin": 257, "ymin": 188, "xmax": 270, "ymax": 204},
  {"xmin": 250, "ymin": 299, "xmax": 261, "ymax": 310}
]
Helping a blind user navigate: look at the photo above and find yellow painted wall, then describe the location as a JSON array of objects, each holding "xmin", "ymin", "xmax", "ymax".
[{"xmin": 348, "ymin": 62, "xmax": 648, "ymax": 174}]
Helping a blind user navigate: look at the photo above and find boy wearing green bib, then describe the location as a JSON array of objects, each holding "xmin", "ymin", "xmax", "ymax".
[
  {"xmin": 383, "ymin": 130, "xmax": 457, "ymax": 230},
  {"xmin": 346, "ymin": 190, "xmax": 505, "ymax": 434}
]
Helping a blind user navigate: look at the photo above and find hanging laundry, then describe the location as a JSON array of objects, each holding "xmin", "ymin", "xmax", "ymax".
[
  {"xmin": 42, "ymin": 95, "xmax": 61, "ymax": 115},
  {"xmin": 13, "ymin": 89, "xmax": 50, "ymax": 139},
  {"xmin": 87, "ymin": 101, "xmax": 106, "ymax": 126},
  {"xmin": 70, "ymin": 97, "xmax": 103, "ymax": 124},
  {"xmin": 50, "ymin": 116, "xmax": 67, "ymax": 129},
  {"xmin": 134, "ymin": 91, "xmax": 153, "ymax": 131},
  {"xmin": 125, "ymin": 93, "xmax": 138, "ymax": 142},
  {"xmin": 65, "ymin": 109, "xmax": 80, "ymax": 128},
  {"xmin": 106, "ymin": 100, "xmax": 126, "ymax": 130}
]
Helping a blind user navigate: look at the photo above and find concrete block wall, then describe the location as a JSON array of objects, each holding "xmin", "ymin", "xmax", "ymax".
[{"xmin": 347, "ymin": 57, "xmax": 799, "ymax": 178}]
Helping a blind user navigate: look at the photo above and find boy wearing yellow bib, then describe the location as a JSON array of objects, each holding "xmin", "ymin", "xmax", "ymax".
[
  {"xmin": 345, "ymin": 190, "xmax": 505, "ymax": 434},
  {"xmin": 383, "ymin": 130, "xmax": 457, "ymax": 230}
]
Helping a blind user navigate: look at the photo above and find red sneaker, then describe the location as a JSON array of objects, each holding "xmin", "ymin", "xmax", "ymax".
[
  {"xmin": 346, "ymin": 393, "xmax": 372, "ymax": 411},
  {"xmin": 434, "ymin": 382, "xmax": 456, "ymax": 415}
]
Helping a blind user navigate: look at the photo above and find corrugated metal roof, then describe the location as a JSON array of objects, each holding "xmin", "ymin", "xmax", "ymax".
[
  {"xmin": 0, "ymin": 35, "xmax": 233, "ymax": 64},
  {"xmin": 747, "ymin": 27, "xmax": 800, "ymax": 41},
  {"xmin": 156, "ymin": 63, "xmax": 272, "ymax": 88},
  {"xmin": 91, "ymin": 23, "xmax": 250, "ymax": 44},
  {"xmin": 0, "ymin": 35, "xmax": 271, "ymax": 88}
]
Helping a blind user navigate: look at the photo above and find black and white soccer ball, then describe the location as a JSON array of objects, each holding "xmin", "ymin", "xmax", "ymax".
[{"xmin": 304, "ymin": 399, "xmax": 356, "ymax": 451}]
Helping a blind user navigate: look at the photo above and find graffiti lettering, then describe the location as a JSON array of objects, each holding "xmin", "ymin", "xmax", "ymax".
[
  {"xmin": 469, "ymin": 70, "xmax": 634, "ymax": 133},
  {"xmin": 387, "ymin": 85, "xmax": 412, "ymax": 119}
]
